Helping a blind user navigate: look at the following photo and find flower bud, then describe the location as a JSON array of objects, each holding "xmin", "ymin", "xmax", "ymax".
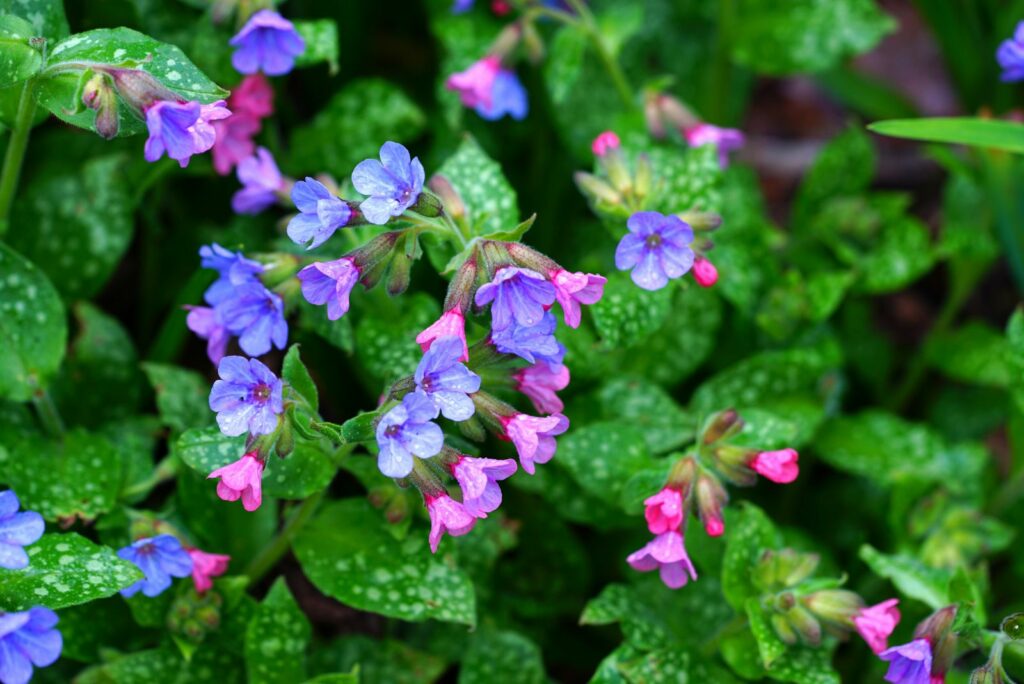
[
  {"xmin": 644, "ymin": 92, "xmax": 667, "ymax": 139},
  {"xmin": 702, "ymin": 408, "xmax": 743, "ymax": 444},
  {"xmin": 522, "ymin": 20, "xmax": 544, "ymax": 63},
  {"xmin": 785, "ymin": 604, "xmax": 823, "ymax": 646},
  {"xmin": 274, "ymin": 417, "xmax": 295, "ymax": 458},
  {"xmin": 677, "ymin": 210, "xmax": 722, "ymax": 231},
  {"xmin": 915, "ymin": 605, "xmax": 958, "ymax": 678},
  {"xmin": 490, "ymin": 23, "xmax": 522, "ymax": 61},
  {"xmin": 971, "ymin": 662, "xmax": 1010, "ymax": 684},
  {"xmin": 82, "ymin": 73, "xmax": 120, "ymax": 139},
  {"xmin": 602, "ymin": 148, "xmax": 632, "ymax": 194},
  {"xmin": 805, "ymin": 590, "xmax": 864, "ymax": 627},
  {"xmin": 692, "ymin": 257, "xmax": 718, "ymax": 287},
  {"xmin": 386, "ymin": 250, "xmax": 414, "ymax": 297},
  {"xmin": 710, "ymin": 444, "xmax": 758, "ymax": 486},
  {"xmin": 505, "ymin": 241, "xmax": 558, "ymax": 274},
  {"xmin": 106, "ymin": 67, "xmax": 178, "ymax": 114},
  {"xmin": 411, "ymin": 191, "xmax": 444, "ymax": 218},
  {"xmin": 444, "ymin": 255, "xmax": 478, "ymax": 314},
  {"xmin": 573, "ymin": 171, "xmax": 622, "ymax": 206},
  {"xmin": 350, "ymin": 232, "xmax": 401, "ymax": 288},
  {"xmin": 666, "ymin": 455, "xmax": 697, "ymax": 499},
  {"xmin": 428, "ymin": 174, "xmax": 466, "ymax": 220},
  {"xmin": 657, "ymin": 94, "xmax": 699, "ymax": 131},
  {"xmin": 634, "ymin": 153, "xmax": 652, "ymax": 200},
  {"xmin": 772, "ymin": 612, "xmax": 800, "ymax": 646},
  {"xmin": 695, "ymin": 470, "xmax": 727, "ymax": 537},
  {"xmin": 458, "ymin": 413, "xmax": 487, "ymax": 442}
]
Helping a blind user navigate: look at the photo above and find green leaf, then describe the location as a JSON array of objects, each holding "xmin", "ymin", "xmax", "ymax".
[
  {"xmin": 0, "ymin": 15, "xmax": 41, "ymax": 87},
  {"xmin": 75, "ymin": 647, "xmax": 182, "ymax": 684},
  {"xmin": 556, "ymin": 422, "xmax": 654, "ymax": 504},
  {"xmin": 869, "ymin": 117, "xmax": 1024, "ymax": 153},
  {"xmin": 732, "ymin": 0, "xmax": 895, "ymax": 75},
  {"xmin": 292, "ymin": 19, "xmax": 338, "ymax": 74},
  {"xmin": 590, "ymin": 271, "xmax": 672, "ymax": 349},
  {"xmin": 289, "ymin": 78, "xmax": 425, "ymax": 180},
  {"xmin": 0, "ymin": 242, "xmax": 67, "ymax": 401},
  {"xmin": 617, "ymin": 648, "xmax": 744, "ymax": 683},
  {"xmin": 647, "ymin": 144, "xmax": 724, "ymax": 214},
  {"xmin": 857, "ymin": 215, "xmax": 935, "ymax": 294},
  {"xmin": 0, "ymin": 428, "xmax": 122, "ymax": 521},
  {"xmin": 763, "ymin": 642, "xmax": 841, "ymax": 684},
  {"xmin": 746, "ymin": 598, "xmax": 787, "ymax": 668},
  {"xmin": 436, "ymin": 135, "xmax": 519, "ymax": 237},
  {"xmin": 479, "ymin": 213, "xmax": 535, "ymax": 242},
  {"xmin": 0, "ymin": 533, "xmax": 142, "ymax": 611},
  {"xmin": 794, "ymin": 127, "xmax": 875, "ymax": 226},
  {"xmin": 0, "ymin": 0, "xmax": 69, "ymax": 41},
  {"xmin": 282, "ymin": 344, "xmax": 319, "ymax": 412},
  {"xmin": 925, "ymin": 323, "xmax": 1011, "ymax": 388},
  {"xmin": 245, "ymin": 578, "xmax": 312, "ymax": 684},
  {"xmin": 37, "ymin": 27, "xmax": 227, "ymax": 136},
  {"xmin": 293, "ymin": 498, "xmax": 476, "ymax": 625},
  {"xmin": 9, "ymin": 155, "xmax": 134, "ymax": 298},
  {"xmin": 595, "ymin": 377, "xmax": 695, "ymax": 453},
  {"xmin": 142, "ymin": 362, "xmax": 213, "ymax": 432},
  {"xmin": 859, "ymin": 544, "xmax": 951, "ymax": 609},
  {"xmin": 722, "ymin": 504, "xmax": 782, "ymax": 610},
  {"xmin": 458, "ymin": 629, "xmax": 545, "ymax": 684},
  {"xmin": 354, "ymin": 292, "xmax": 438, "ymax": 384},
  {"xmin": 310, "ymin": 636, "xmax": 446, "ymax": 684}
]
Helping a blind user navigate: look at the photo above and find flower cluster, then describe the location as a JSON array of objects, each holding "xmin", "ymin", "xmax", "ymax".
[
  {"xmin": 879, "ymin": 606, "xmax": 958, "ymax": 684},
  {"xmin": 212, "ymin": 74, "xmax": 275, "ymax": 176}
]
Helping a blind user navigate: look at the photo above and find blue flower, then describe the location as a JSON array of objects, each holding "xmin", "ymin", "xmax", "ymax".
[
  {"xmin": 0, "ymin": 491, "xmax": 43, "ymax": 571},
  {"xmin": 232, "ymin": 147, "xmax": 284, "ymax": 215},
  {"xmin": 376, "ymin": 392, "xmax": 444, "ymax": 478},
  {"xmin": 998, "ymin": 22, "xmax": 1024, "ymax": 82},
  {"xmin": 474, "ymin": 266, "xmax": 556, "ymax": 332},
  {"xmin": 287, "ymin": 178, "xmax": 352, "ymax": 249},
  {"xmin": 199, "ymin": 243, "xmax": 264, "ymax": 306},
  {"xmin": 118, "ymin": 535, "xmax": 193, "ymax": 598},
  {"xmin": 615, "ymin": 211, "xmax": 695, "ymax": 291},
  {"xmin": 879, "ymin": 638, "xmax": 932, "ymax": 684},
  {"xmin": 230, "ymin": 9, "xmax": 306, "ymax": 76},
  {"xmin": 143, "ymin": 100, "xmax": 230, "ymax": 168},
  {"xmin": 351, "ymin": 142, "xmax": 425, "ymax": 225},
  {"xmin": 477, "ymin": 69, "xmax": 528, "ymax": 121},
  {"xmin": 0, "ymin": 607, "xmax": 61, "ymax": 684},
  {"xmin": 217, "ymin": 281, "xmax": 289, "ymax": 358},
  {"xmin": 414, "ymin": 336, "xmax": 481, "ymax": 421},
  {"xmin": 452, "ymin": 0, "xmax": 474, "ymax": 12},
  {"xmin": 209, "ymin": 356, "xmax": 284, "ymax": 437},
  {"xmin": 492, "ymin": 311, "xmax": 565, "ymax": 366}
]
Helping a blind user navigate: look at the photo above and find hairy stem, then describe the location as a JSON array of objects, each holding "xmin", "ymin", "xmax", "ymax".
[
  {"xmin": 0, "ymin": 78, "xmax": 38, "ymax": 236},
  {"xmin": 31, "ymin": 389, "xmax": 64, "ymax": 437}
]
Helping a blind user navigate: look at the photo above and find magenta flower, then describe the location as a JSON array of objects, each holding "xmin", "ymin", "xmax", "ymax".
[
  {"xmin": 475, "ymin": 266, "xmax": 556, "ymax": 332},
  {"xmin": 185, "ymin": 306, "xmax": 230, "ymax": 364},
  {"xmin": 0, "ymin": 490, "xmax": 44, "ymax": 570},
  {"xmin": 230, "ymin": 9, "xmax": 306, "ymax": 76},
  {"xmin": 0, "ymin": 607, "xmax": 62, "ymax": 684},
  {"xmin": 879, "ymin": 639, "xmax": 932, "ymax": 684},
  {"xmin": 684, "ymin": 123, "xmax": 745, "ymax": 168},
  {"xmin": 211, "ymin": 112, "xmax": 260, "ymax": 176},
  {"xmin": 230, "ymin": 73, "xmax": 275, "ymax": 118},
  {"xmin": 416, "ymin": 309, "xmax": 468, "ymax": 362},
  {"xmin": 550, "ymin": 268, "xmax": 606, "ymax": 328},
  {"xmin": 426, "ymin": 494, "xmax": 477, "ymax": 553},
  {"xmin": 750, "ymin": 449, "xmax": 799, "ymax": 484},
  {"xmin": 414, "ymin": 336, "xmax": 481, "ymax": 421},
  {"xmin": 591, "ymin": 130, "xmax": 620, "ymax": 156},
  {"xmin": 626, "ymin": 531, "xmax": 697, "ymax": 589},
  {"xmin": 117, "ymin": 535, "xmax": 193, "ymax": 598},
  {"xmin": 998, "ymin": 22, "xmax": 1024, "ymax": 82},
  {"xmin": 232, "ymin": 147, "xmax": 284, "ymax": 215},
  {"xmin": 500, "ymin": 412, "xmax": 569, "ymax": 474},
  {"xmin": 287, "ymin": 178, "xmax": 352, "ymax": 249},
  {"xmin": 187, "ymin": 549, "xmax": 231, "ymax": 594},
  {"xmin": 855, "ymin": 599, "xmax": 901, "ymax": 655},
  {"xmin": 143, "ymin": 99, "xmax": 230, "ymax": 168},
  {"xmin": 351, "ymin": 142, "xmax": 425, "ymax": 225},
  {"xmin": 208, "ymin": 451, "xmax": 265, "ymax": 511},
  {"xmin": 615, "ymin": 211, "xmax": 695, "ymax": 291},
  {"xmin": 209, "ymin": 356, "xmax": 283, "ymax": 437},
  {"xmin": 513, "ymin": 362, "xmax": 569, "ymax": 414},
  {"xmin": 297, "ymin": 257, "xmax": 360, "ymax": 320},
  {"xmin": 692, "ymin": 257, "xmax": 718, "ymax": 287},
  {"xmin": 450, "ymin": 456, "xmax": 517, "ymax": 517},
  {"xmin": 446, "ymin": 56, "xmax": 501, "ymax": 110},
  {"xmin": 643, "ymin": 487, "xmax": 683, "ymax": 535}
]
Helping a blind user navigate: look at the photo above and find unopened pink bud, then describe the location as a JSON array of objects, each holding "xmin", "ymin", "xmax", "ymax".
[
  {"xmin": 692, "ymin": 257, "xmax": 718, "ymax": 287},
  {"xmin": 591, "ymin": 130, "xmax": 620, "ymax": 157},
  {"xmin": 751, "ymin": 449, "xmax": 799, "ymax": 484}
]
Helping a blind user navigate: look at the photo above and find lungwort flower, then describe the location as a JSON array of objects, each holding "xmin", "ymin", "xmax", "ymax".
[
  {"xmin": 118, "ymin": 535, "xmax": 193, "ymax": 598},
  {"xmin": 352, "ymin": 142, "xmax": 425, "ymax": 225},
  {"xmin": 855, "ymin": 599, "xmax": 901, "ymax": 655},
  {"xmin": 450, "ymin": 456, "xmax": 517, "ymax": 518},
  {"xmin": 416, "ymin": 309, "xmax": 468, "ymax": 362},
  {"xmin": 414, "ymin": 336, "xmax": 481, "ymax": 421},
  {"xmin": 232, "ymin": 147, "xmax": 284, "ymax": 215},
  {"xmin": 446, "ymin": 56, "xmax": 528, "ymax": 121},
  {"xmin": 216, "ymin": 282, "xmax": 289, "ymax": 358},
  {"xmin": 750, "ymin": 449, "xmax": 800, "ymax": 484},
  {"xmin": 492, "ymin": 311, "xmax": 566, "ymax": 366},
  {"xmin": 425, "ymin": 494, "xmax": 477, "ymax": 553},
  {"xmin": 0, "ymin": 607, "xmax": 62, "ymax": 684},
  {"xmin": 143, "ymin": 99, "xmax": 231, "ymax": 168},
  {"xmin": 684, "ymin": 123, "xmax": 745, "ymax": 167},
  {"xmin": 475, "ymin": 266, "xmax": 556, "ymax": 332},
  {"xmin": 288, "ymin": 178, "xmax": 352, "ymax": 249},
  {"xmin": 501, "ymin": 412, "xmax": 569, "ymax": 474},
  {"xmin": 376, "ymin": 391, "xmax": 444, "ymax": 478},
  {"xmin": 998, "ymin": 22, "xmax": 1024, "ymax": 82},
  {"xmin": 615, "ymin": 211, "xmax": 695, "ymax": 291},
  {"xmin": 230, "ymin": 9, "xmax": 306, "ymax": 76},
  {"xmin": 879, "ymin": 639, "xmax": 933, "ymax": 684},
  {"xmin": 626, "ymin": 531, "xmax": 697, "ymax": 589},
  {"xmin": 550, "ymin": 269, "xmax": 606, "ymax": 328},
  {"xmin": 643, "ymin": 487, "xmax": 684, "ymax": 535},
  {"xmin": 187, "ymin": 549, "xmax": 231, "ymax": 594},
  {"xmin": 297, "ymin": 257, "xmax": 360, "ymax": 320},
  {"xmin": 209, "ymin": 356, "xmax": 283, "ymax": 437},
  {"xmin": 208, "ymin": 451, "xmax": 265, "ymax": 511},
  {"xmin": 0, "ymin": 490, "xmax": 44, "ymax": 571},
  {"xmin": 513, "ymin": 362, "xmax": 569, "ymax": 414}
]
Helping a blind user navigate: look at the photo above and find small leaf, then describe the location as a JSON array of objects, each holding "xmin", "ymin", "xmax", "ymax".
[
  {"xmin": 245, "ymin": 578, "xmax": 312, "ymax": 684},
  {"xmin": 859, "ymin": 544, "xmax": 951, "ymax": 609},
  {"xmin": 722, "ymin": 504, "xmax": 782, "ymax": 610},
  {"xmin": 0, "ymin": 15, "xmax": 42, "ymax": 88},
  {"xmin": 479, "ymin": 213, "xmax": 535, "ymax": 242},
  {"xmin": 590, "ymin": 271, "xmax": 672, "ymax": 349},
  {"xmin": 282, "ymin": 345, "xmax": 319, "ymax": 412},
  {"xmin": 292, "ymin": 19, "xmax": 338, "ymax": 74},
  {"xmin": 869, "ymin": 117, "xmax": 1024, "ymax": 153}
]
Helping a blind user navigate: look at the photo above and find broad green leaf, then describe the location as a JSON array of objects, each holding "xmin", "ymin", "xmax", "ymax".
[
  {"xmin": 245, "ymin": 578, "xmax": 312, "ymax": 684},
  {"xmin": 290, "ymin": 78, "xmax": 426, "ymax": 180},
  {"xmin": 511, "ymin": 458, "xmax": 627, "ymax": 530},
  {"xmin": 298, "ymin": 297, "xmax": 354, "ymax": 353},
  {"xmin": 74, "ymin": 647, "xmax": 181, "ymax": 684},
  {"xmin": 589, "ymin": 643, "xmax": 642, "ymax": 684},
  {"xmin": 746, "ymin": 599, "xmax": 787, "ymax": 668},
  {"xmin": 730, "ymin": 408, "xmax": 805, "ymax": 451},
  {"xmin": 647, "ymin": 144, "xmax": 724, "ymax": 214},
  {"xmin": 293, "ymin": 498, "xmax": 476, "ymax": 625},
  {"xmin": 617, "ymin": 648, "xmax": 744, "ymax": 683},
  {"xmin": 857, "ymin": 215, "xmax": 934, "ymax": 293},
  {"xmin": 310, "ymin": 636, "xmax": 447, "ymax": 684},
  {"xmin": 458, "ymin": 630, "xmax": 545, "ymax": 684},
  {"xmin": 732, "ymin": 0, "xmax": 894, "ymax": 75},
  {"xmin": 869, "ymin": 117, "xmax": 1024, "ymax": 153},
  {"xmin": 436, "ymin": 135, "xmax": 519, "ymax": 237},
  {"xmin": 794, "ymin": 127, "xmax": 875, "ymax": 226},
  {"xmin": 0, "ymin": 243, "xmax": 66, "ymax": 401},
  {"xmin": 722, "ymin": 504, "xmax": 782, "ymax": 610},
  {"xmin": 0, "ymin": 533, "xmax": 142, "ymax": 611},
  {"xmin": 590, "ymin": 271, "xmax": 672, "ymax": 349},
  {"xmin": 556, "ymin": 422, "xmax": 653, "ymax": 504},
  {"xmin": 292, "ymin": 19, "xmax": 338, "ymax": 73},
  {"xmin": 9, "ymin": 155, "xmax": 134, "ymax": 299},
  {"xmin": 282, "ymin": 344, "xmax": 319, "ymax": 412},
  {"xmin": 0, "ymin": 428, "xmax": 121, "ymax": 521},
  {"xmin": 859, "ymin": 545, "xmax": 950, "ymax": 609},
  {"xmin": 596, "ymin": 377, "xmax": 695, "ymax": 453},
  {"xmin": 0, "ymin": 15, "xmax": 41, "ymax": 87},
  {"xmin": 141, "ymin": 362, "xmax": 212, "ymax": 432},
  {"xmin": 763, "ymin": 642, "xmax": 841, "ymax": 684},
  {"xmin": 58, "ymin": 597, "xmax": 150, "ymax": 663},
  {"xmin": 354, "ymin": 292, "xmax": 438, "ymax": 384},
  {"xmin": 101, "ymin": 416, "xmax": 160, "ymax": 502},
  {"xmin": 0, "ymin": 0, "xmax": 69, "ymax": 41},
  {"xmin": 925, "ymin": 323, "xmax": 1011, "ymax": 388}
]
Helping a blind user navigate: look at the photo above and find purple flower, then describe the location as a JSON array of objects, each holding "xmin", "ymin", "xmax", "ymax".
[
  {"xmin": 287, "ymin": 177, "xmax": 352, "ymax": 249},
  {"xmin": 514, "ymin": 362, "xmax": 569, "ymax": 414},
  {"xmin": 0, "ymin": 491, "xmax": 43, "ymax": 570},
  {"xmin": 297, "ymin": 257, "xmax": 360, "ymax": 320},
  {"xmin": 0, "ymin": 607, "xmax": 61, "ymax": 684},
  {"xmin": 230, "ymin": 9, "xmax": 306, "ymax": 76},
  {"xmin": 474, "ymin": 266, "xmax": 556, "ymax": 332},
  {"xmin": 232, "ymin": 147, "xmax": 283, "ymax": 215},
  {"xmin": 452, "ymin": 0, "xmax": 475, "ymax": 12},
  {"xmin": 626, "ymin": 531, "xmax": 697, "ymax": 589},
  {"xmin": 684, "ymin": 123, "xmax": 745, "ymax": 168},
  {"xmin": 186, "ymin": 306, "xmax": 230, "ymax": 364},
  {"xmin": 144, "ymin": 100, "xmax": 231, "ymax": 168},
  {"xmin": 550, "ymin": 268, "xmax": 606, "ymax": 328},
  {"xmin": 492, "ymin": 311, "xmax": 565, "ymax": 365},
  {"xmin": 118, "ymin": 534, "xmax": 193, "ymax": 598},
  {"xmin": 450, "ymin": 456, "xmax": 517, "ymax": 517},
  {"xmin": 446, "ymin": 57, "xmax": 500, "ymax": 110},
  {"xmin": 209, "ymin": 356, "xmax": 283, "ymax": 437},
  {"xmin": 199, "ymin": 243, "xmax": 264, "ymax": 306},
  {"xmin": 879, "ymin": 639, "xmax": 933, "ymax": 684},
  {"xmin": 615, "ymin": 211, "xmax": 695, "ymax": 291},
  {"xmin": 426, "ymin": 494, "xmax": 476, "ymax": 553},
  {"xmin": 376, "ymin": 391, "xmax": 444, "ymax": 478},
  {"xmin": 351, "ymin": 142, "xmax": 425, "ymax": 225},
  {"xmin": 500, "ymin": 412, "xmax": 569, "ymax": 474},
  {"xmin": 217, "ymin": 282, "xmax": 289, "ymax": 357},
  {"xmin": 477, "ymin": 69, "xmax": 528, "ymax": 121},
  {"xmin": 999, "ymin": 22, "xmax": 1024, "ymax": 81},
  {"xmin": 414, "ymin": 336, "xmax": 481, "ymax": 421}
]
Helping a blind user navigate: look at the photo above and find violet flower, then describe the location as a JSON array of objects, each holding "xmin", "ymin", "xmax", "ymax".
[
  {"xmin": 297, "ymin": 257, "xmax": 360, "ymax": 320},
  {"xmin": 0, "ymin": 607, "xmax": 61, "ymax": 684},
  {"xmin": 287, "ymin": 177, "xmax": 352, "ymax": 249},
  {"xmin": 626, "ymin": 531, "xmax": 697, "ymax": 589},
  {"xmin": 376, "ymin": 391, "xmax": 444, "ymax": 478},
  {"xmin": 187, "ymin": 549, "xmax": 231, "ymax": 594},
  {"xmin": 492, "ymin": 312, "xmax": 566, "ymax": 366},
  {"xmin": 615, "ymin": 211, "xmax": 695, "ymax": 291},
  {"xmin": 0, "ymin": 490, "xmax": 44, "ymax": 571},
  {"xmin": 644, "ymin": 487, "xmax": 684, "ymax": 535},
  {"xmin": 217, "ymin": 281, "xmax": 288, "ymax": 357},
  {"xmin": 416, "ymin": 309, "xmax": 468, "ymax": 362},
  {"xmin": 198, "ymin": 243, "xmax": 264, "ymax": 306},
  {"xmin": 513, "ymin": 362, "xmax": 569, "ymax": 414},
  {"xmin": 474, "ymin": 266, "xmax": 556, "ymax": 332},
  {"xmin": 550, "ymin": 269, "xmax": 606, "ymax": 328},
  {"xmin": 143, "ymin": 99, "xmax": 230, "ymax": 168},
  {"xmin": 854, "ymin": 599, "xmax": 901, "ymax": 655},
  {"xmin": 450, "ymin": 456, "xmax": 517, "ymax": 518},
  {"xmin": 185, "ymin": 306, "xmax": 230, "ymax": 364},
  {"xmin": 750, "ymin": 449, "xmax": 799, "ymax": 484},
  {"xmin": 232, "ymin": 147, "xmax": 284, "ymax": 215},
  {"xmin": 351, "ymin": 142, "xmax": 425, "ymax": 225},
  {"xmin": 879, "ymin": 639, "xmax": 933, "ymax": 684},
  {"xmin": 998, "ymin": 22, "xmax": 1024, "ymax": 82},
  {"xmin": 209, "ymin": 356, "xmax": 283, "ymax": 437},
  {"xmin": 500, "ymin": 412, "xmax": 569, "ymax": 474},
  {"xmin": 230, "ymin": 9, "xmax": 306, "ymax": 76},
  {"xmin": 683, "ymin": 123, "xmax": 745, "ymax": 168},
  {"xmin": 425, "ymin": 494, "xmax": 476, "ymax": 553},
  {"xmin": 118, "ymin": 535, "xmax": 193, "ymax": 598},
  {"xmin": 414, "ymin": 336, "xmax": 481, "ymax": 421}
]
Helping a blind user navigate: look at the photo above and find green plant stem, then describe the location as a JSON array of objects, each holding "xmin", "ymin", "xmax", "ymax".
[
  {"xmin": 707, "ymin": 0, "xmax": 736, "ymax": 123},
  {"xmin": 121, "ymin": 456, "xmax": 179, "ymax": 500},
  {"xmin": 561, "ymin": 0, "xmax": 636, "ymax": 109},
  {"xmin": 31, "ymin": 389, "xmax": 64, "ymax": 437},
  {"xmin": 244, "ymin": 489, "xmax": 325, "ymax": 586},
  {"xmin": 0, "ymin": 78, "xmax": 38, "ymax": 236}
]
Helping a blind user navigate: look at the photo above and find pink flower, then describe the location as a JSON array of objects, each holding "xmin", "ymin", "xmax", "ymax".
[
  {"xmin": 514, "ymin": 362, "xmax": 570, "ymax": 414},
  {"xmin": 446, "ymin": 56, "xmax": 501, "ymax": 109},
  {"xmin": 187, "ymin": 549, "xmax": 231, "ymax": 593},
  {"xmin": 212, "ymin": 112, "xmax": 261, "ymax": 175},
  {"xmin": 426, "ymin": 494, "xmax": 477, "ymax": 553},
  {"xmin": 208, "ymin": 451, "xmax": 264, "ymax": 511},
  {"xmin": 501, "ymin": 413, "xmax": 569, "ymax": 474},
  {"xmin": 854, "ymin": 598, "xmax": 900, "ymax": 654},
  {"xmin": 626, "ymin": 531, "xmax": 697, "ymax": 589},
  {"xmin": 684, "ymin": 123, "xmax": 745, "ymax": 168},
  {"xmin": 143, "ymin": 100, "xmax": 231, "ymax": 168},
  {"xmin": 643, "ymin": 487, "xmax": 683, "ymax": 534},
  {"xmin": 231, "ymin": 73, "xmax": 274, "ymax": 118},
  {"xmin": 750, "ymin": 448, "xmax": 799, "ymax": 484},
  {"xmin": 591, "ymin": 130, "xmax": 620, "ymax": 156},
  {"xmin": 692, "ymin": 257, "xmax": 718, "ymax": 287},
  {"xmin": 703, "ymin": 514, "xmax": 724, "ymax": 537},
  {"xmin": 416, "ymin": 309, "xmax": 468, "ymax": 362},
  {"xmin": 450, "ymin": 456, "xmax": 517, "ymax": 517},
  {"xmin": 550, "ymin": 269, "xmax": 606, "ymax": 329}
]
